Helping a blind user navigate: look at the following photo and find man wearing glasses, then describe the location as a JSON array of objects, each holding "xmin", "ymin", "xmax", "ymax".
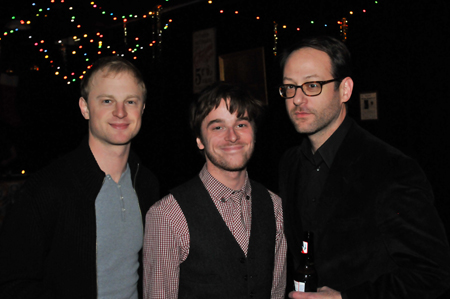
[{"xmin": 278, "ymin": 36, "xmax": 450, "ymax": 298}]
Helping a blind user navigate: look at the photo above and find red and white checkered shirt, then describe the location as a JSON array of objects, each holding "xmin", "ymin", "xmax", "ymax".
[{"xmin": 143, "ymin": 164, "xmax": 287, "ymax": 299}]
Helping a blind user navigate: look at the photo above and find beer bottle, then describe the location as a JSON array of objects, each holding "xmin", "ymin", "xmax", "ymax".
[{"xmin": 293, "ymin": 231, "xmax": 318, "ymax": 292}]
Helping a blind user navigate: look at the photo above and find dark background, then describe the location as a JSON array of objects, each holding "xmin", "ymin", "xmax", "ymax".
[{"xmin": 1, "ymin": 0, "xmax": 450, "ymax": 295}]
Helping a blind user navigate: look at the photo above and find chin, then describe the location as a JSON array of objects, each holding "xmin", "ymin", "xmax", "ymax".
[
  {"xmin": 224, "ymin": 159, "xmax": 250, "ymax": 172},
  {"xmin": 293, "ymin": 122, "xmax": 315, "ymax": 134},
  {"xmin": 108, "ymin": 138, "xmax": 133, "ymax": 146}
]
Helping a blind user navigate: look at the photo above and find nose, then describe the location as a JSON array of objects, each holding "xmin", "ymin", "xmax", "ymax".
[
  {"xmin": 113, "ymin": 103, "xmax": 127, "ymax": 118},
  {"xmin": 225, "ymin": 127, "xmax": 239, "ymax": 143},
  {"xmin": 292, "ymin": 91, "xmax": 307, "ymax": 107}
]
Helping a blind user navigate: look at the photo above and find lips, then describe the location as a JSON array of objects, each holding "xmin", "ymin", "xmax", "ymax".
[
  {"xmin": 221, "ymin": 144, "xmax": 245, "ymax": 152},
  {"xmin": 293, "ymin": 110, "xmax": 312, "ymax": 118},
  {"xmin": 110, "ymin": 123, "xmax": 129, "ymax": 130}
]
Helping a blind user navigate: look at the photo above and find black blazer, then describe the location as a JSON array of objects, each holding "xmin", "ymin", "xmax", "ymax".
[{"xmin": 279, "ymin": 118, "xmax": 450, "ymax": 299}]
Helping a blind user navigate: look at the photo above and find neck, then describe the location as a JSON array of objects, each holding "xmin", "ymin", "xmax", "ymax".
[
  {"xmin": 206, "ymin": 164, "xmax": 247, "ymax": 190},
  {"xmin": 89, "ymin": 136, "xmax": 130, "ymax": 183},
  {"xmin": 309, "ymin": 108, "xmax": 347, "ymax": 154}
]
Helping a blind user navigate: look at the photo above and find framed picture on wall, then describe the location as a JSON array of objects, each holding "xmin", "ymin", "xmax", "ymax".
[{"xmin": 219, "ymin": 47, "xmax": 268, "ymax": 104}]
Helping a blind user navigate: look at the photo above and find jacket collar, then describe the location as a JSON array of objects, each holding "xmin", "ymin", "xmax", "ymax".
[{"xmin": 67, "ymin": 136, "xmax": 141, "ymax": 203}]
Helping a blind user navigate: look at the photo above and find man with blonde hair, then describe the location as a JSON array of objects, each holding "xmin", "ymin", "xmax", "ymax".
[{"xmin": 0, "ymin": 56, "xmax": 159, "ymax": 299}]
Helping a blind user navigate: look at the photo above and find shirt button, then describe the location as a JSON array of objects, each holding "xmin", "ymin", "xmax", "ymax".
[{"xmin": 221, "ymin": 198, "xmax": 226, "ymax": 202}]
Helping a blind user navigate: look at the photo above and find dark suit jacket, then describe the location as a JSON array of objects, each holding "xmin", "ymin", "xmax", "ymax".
[{"xmin": 279, "ymin": 118, "xmax": 450, "ymax": 299}]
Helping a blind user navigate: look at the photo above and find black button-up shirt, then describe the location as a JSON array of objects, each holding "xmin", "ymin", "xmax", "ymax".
[{"xmin": 298, "ymin": 116, "xmax": 352, "ymax": 232}]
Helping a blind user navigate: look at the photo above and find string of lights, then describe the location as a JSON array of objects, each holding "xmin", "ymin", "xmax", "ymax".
[{"xmin": 1, "ymin": 0, "xmax": 382, "ymax": 85}]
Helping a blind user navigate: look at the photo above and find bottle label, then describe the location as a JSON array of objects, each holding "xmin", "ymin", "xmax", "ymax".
[
  {"xmin": 294, "ymin": 280, "xmax": 306, "ymax": 292},
  {"xmin": 302, "ymin": 241, "xmax": 308, "ymax": 254}
]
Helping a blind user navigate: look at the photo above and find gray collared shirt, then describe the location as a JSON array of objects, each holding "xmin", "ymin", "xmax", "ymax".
[{"xmin": 95, "ymin": 164, "xmax": 142, "ymax": 299}]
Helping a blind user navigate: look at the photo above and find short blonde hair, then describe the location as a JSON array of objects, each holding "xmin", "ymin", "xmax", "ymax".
[{"xmin": 80, "ymin": 56, "xmax": 147, "ymax": 101}]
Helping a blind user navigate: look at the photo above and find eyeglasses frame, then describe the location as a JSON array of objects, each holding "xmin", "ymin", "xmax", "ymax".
[{"xmin": 278, "ymin": 78, "xmax": 342, "ymax": 98}]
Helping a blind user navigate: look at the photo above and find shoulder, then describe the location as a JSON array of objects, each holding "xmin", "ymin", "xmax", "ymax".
[
  {"xmin": 136, "ymin": 163, "xmax": 159, "ymax": 185},
  {"xmin": 350, "ymin": 123, "xmax": 419, "ymax": 167},
  {"xmin": 268, "ymin": 190, "xmax": 283, "ymax": 213},
  {"xmin": 20, "ymin": 143, "xmax": 90, "ymax": 193},
  {"xmin": 344, "ymin": 123, "xmax": 430, "ymax": 191},
  {"xmin": 268, "ymin": 189, "xmax": 282, "ymax": 202},
  {"xmin": 128, "ymin": 150, "xmax": 160, "ymax": 201},
  {"xmin": 128, "ymin": 150, "xmax": 157, "ymax": 182},
  {"xmin": 278, "ymin": 145, "xmax": 302, "ymax": 184},
  {"xmin": 10, "ymin": 143, "xmax": 97, "ymax": 217},
  {"xmin": 150, "ymin": 194, "xmax": 178, "ymax": 212},
  {"xmin": 279, "ymin": 145, "xmax": 302, "ymax": 169},
  {"xmin": 346, "ymin": 121, "xmax": 405, "ymax": 157},
  {"xmin": 148, "ymin": 194, "xmax": 185, "ymax": 221},
  {"xmin": 280, "ymin": 145, "xmax": 301, "ymax": 162},
  {"xmin": 170, "ymin": 176, "xmax": 201, "ymax": 193},
  {"xmin": 146, "ymin": 194, "xmax": 188, "ymax": 236},
  {"xmin": 250, "ymin": 180, "xmax": 283, "ymax": 213}
]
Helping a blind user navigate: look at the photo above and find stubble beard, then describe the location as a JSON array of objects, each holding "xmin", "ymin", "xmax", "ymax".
[
  {"xmin": 290, "ymin": 98, "xmax": 342, "ymax": 137},
  {"xmin": 204, "ymin": 147, "xmax": 252, "ymax": 172}
]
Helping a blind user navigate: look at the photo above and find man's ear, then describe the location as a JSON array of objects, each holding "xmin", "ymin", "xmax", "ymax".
[
  {"xmin": 79, "ymin": 97, "xmax": 90, "ymax": 120},
  {"xmin": 196, "ymin": 137, "xmax": 205, "ymax": 150},
  {"xmin": 339, "ymin": 77, "xmax": 354, "ymax": 104}
]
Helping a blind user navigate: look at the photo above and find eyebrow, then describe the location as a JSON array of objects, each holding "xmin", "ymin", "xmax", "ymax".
[
  {"xmin": 237, "ymin": 116, "xmax": 250, "ymax": 122},
  {"xmin": 283, "ymin": 74, "xmax": 321, "ymax": 82},
  {"xmin": 96, "ymin": 94, "xmax": 142, "ymax": 100},
  {"xmin": 206, "ymin": 116, "xmax": 250, "ymax": 128},
  {"xmin": 206, "ymin": 119, "xmax": 224, "ymax": 128}
]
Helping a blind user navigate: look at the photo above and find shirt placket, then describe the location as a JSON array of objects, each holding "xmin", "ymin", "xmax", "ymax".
[{"xmin": 231, "ymin": 191, "xmax": 248, "ymax": 255}]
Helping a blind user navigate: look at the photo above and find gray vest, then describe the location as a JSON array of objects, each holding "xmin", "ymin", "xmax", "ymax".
[{"xmin": 171, "ymin": 176, "xmax": 276, "ymax": 299}]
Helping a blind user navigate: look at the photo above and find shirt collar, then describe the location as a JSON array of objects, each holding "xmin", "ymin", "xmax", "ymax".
[
  {"xmin": 301, "ymin": 116, "xmax": 353, "ymax": 168},
  {"xmin": 105, "ymin": 163, "xmax": 130, "ymax": 184},
  {"xmin": 199, "ymin": 164, "xmax": 252, "ymax": 202}
]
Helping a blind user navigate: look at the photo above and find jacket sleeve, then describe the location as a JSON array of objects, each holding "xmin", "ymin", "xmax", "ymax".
[
  {"xmin": 343, "ymin": 157, "xmax": 450, "ymax": 299},
  {"xmin": 278, "ymin": 147, "xmax": 303, "ymax": 295},
  {"xmin": 0, "ymin": 180, "xmax": 57, "ymax": 299}
]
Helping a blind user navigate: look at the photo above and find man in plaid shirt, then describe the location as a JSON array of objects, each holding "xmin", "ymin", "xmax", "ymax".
[{"xmin": 143, "ymin": 81, "xmax": 287, "ymax": 299}]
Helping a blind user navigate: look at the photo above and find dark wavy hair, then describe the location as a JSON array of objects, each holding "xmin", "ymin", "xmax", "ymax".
[{"xmin": 190, "ymin": 81, "xmax": 264, "ymax": 139}]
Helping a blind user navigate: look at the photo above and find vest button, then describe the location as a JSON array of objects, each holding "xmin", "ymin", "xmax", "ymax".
[
  {"xmin": 244, "ymin": 275, "xmax": 248, "ymax": 281},
  {"xmin": 239, "ymin": 257, "xmax": 246, "ymax": 263}
]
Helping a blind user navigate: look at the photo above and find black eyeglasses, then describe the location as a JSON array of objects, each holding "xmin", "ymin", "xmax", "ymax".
[{"xmin": 278, "ymin": 79, "xmax": 341, "ymax": 98}]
